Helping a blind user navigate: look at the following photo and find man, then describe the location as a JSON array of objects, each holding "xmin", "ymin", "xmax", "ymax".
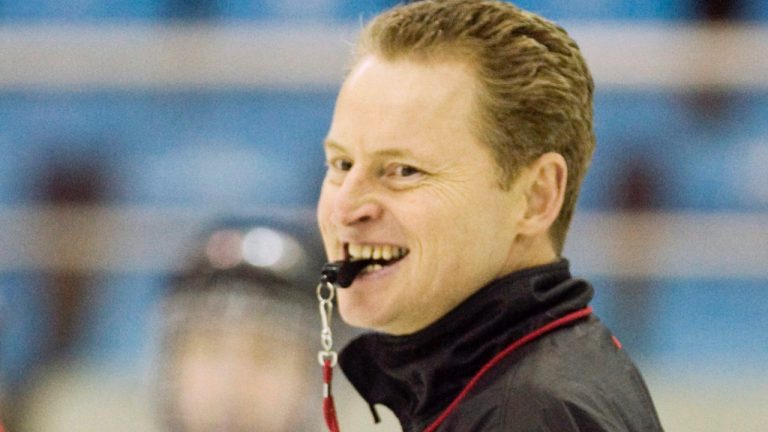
[{"xmin": 316, "ymin": 1, "xmax": 664, "ymax": 431}]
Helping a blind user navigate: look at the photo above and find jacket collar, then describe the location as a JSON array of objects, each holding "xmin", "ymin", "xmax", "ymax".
[{"xmin": 338, "ymin": 259, "xmax": 593, "ymax": 428}]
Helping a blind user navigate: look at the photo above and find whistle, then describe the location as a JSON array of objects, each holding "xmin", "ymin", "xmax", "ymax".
[{"xmin": 321, "ymin": 260, "xmax": 370, "ymax": 288}]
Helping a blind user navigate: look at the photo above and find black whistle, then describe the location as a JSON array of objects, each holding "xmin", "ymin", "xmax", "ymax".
[{"xmin": 321, "ymin": 260, "xmax": 369, "ymax": 288}]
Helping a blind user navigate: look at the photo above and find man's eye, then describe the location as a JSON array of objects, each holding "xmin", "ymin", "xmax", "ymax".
[
  {"xmin": 393, "ymin": 164, "xmax": 421, "ymax": 177},
  {"xmin": 329, "ymin": 158, "xmax": 353, "ymax": 171}
]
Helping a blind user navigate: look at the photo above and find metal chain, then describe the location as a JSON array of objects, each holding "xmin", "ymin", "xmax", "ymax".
[{"xmin": 317, "ymin": 279, "xmax": 338, "ymax": 367}]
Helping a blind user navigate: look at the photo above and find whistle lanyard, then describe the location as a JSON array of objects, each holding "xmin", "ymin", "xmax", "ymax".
[
  {"xmin": 317, "ymin": 276, "xmax": 341, "ymax": 432},
  {"xmin": 316, "ymin": 272, "xmax": 592, "ymax": 432}
]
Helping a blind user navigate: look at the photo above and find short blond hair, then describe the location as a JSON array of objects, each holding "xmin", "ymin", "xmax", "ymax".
[{"xmin": 355, "ymin": 0, "xmax": 595, "ymax": 253}]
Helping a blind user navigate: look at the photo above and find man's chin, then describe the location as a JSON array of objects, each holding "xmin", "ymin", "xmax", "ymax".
[
  {"xmin": 342, "ymin": 312, "xmax": 431, "ymax": 337},
  {"xmin": 337, "ymin": 302, "xmax": 401, "ymax": 334},
  {"xmin": 337, "ymin": 287, "xmax": 429, "ymax": 335},
  {"xmin": 339, "ymin": 309, "xmax": 387, "ymax": 332}
]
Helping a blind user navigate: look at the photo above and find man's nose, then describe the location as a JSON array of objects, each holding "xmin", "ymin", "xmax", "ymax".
[{"xmin": 330, "ymin": 173, "xmax": 383, "ymax": 226}]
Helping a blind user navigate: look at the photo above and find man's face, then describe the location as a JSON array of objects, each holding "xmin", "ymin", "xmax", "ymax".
[{"xmin": 317, "ymin": 55, "xmax": 528, "ymax": 335}]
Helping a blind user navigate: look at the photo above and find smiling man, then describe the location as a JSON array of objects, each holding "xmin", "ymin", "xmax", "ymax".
[{"xmin": 317, "ymin": 1, "xmax": 663, "ymax": 431}]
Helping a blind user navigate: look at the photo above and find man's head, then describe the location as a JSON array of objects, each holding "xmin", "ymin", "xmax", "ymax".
[
  {"xmin": 357, "ymin": 0, "xmax": 594, "ymax": 252},
  {"xmin": 317, "ymin": 0, "xmax": 594, "ymax": 335}
]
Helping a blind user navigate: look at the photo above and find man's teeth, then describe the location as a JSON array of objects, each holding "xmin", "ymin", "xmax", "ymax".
[
  {"xmin": 347, "ymin": 244, "xmax": 407, "ymax": 261},
  {"xmin": 363, "ymin": 263, "xmax": 383, "ymax": 274}
]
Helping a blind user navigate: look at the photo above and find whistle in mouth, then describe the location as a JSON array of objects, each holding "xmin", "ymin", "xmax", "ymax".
[{"xmin": 321, "ymin": 260, "xmax": 370, "ymax": 288}]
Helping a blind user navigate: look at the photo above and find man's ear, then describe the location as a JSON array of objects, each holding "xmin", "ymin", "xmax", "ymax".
[{"xmin": 517, "ymin": 152, "xmax": 567, "ymax": 237}]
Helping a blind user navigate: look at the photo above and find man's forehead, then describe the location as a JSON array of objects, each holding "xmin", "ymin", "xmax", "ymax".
[
  {"xmin": 326, "ymin": 54, "xmax": 482, "ymax": 163},
  {"xmin": 344, "ymin": 55, "xmax": 379, "ymax": 88},
  {"xmin": 338, "ymin": 59, "xmax": 477, "ymax": 122},
  {"xmin": 343, "ymin": 54, "xmax": 476, "ymax": 104}
]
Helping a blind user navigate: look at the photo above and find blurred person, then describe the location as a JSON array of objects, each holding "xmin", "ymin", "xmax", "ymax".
[
  {"xmin": 316, "ymin": 1, "xmax": 663, "ymax": 431},
  {"xmin": 685, "ymin": 0, "xmax": 743, "ymax": 120},
  {"xmin": 9, "ymin": 152, "xmax": 115, "ymax": 431},
  {"xmin": 17, "ymin": 219, "xmax": 323, "ymax": 432},
  {"xmin": 31, "ymin": 152, "xmax": 114, "ymax": 361},
  {"xmin": 697, "ymin": 0, "xmax": 742, "ymax": 20},
  {"xmin": 609, "ymin": 154, "xmax": 665, "ymax": 354},
  {"xmin": 154, "ymin": 225, "xmax": 319, "ymax": 432}
]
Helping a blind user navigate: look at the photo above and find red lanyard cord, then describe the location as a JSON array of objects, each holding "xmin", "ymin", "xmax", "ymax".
[
  {"xmin": 423, "ymin": 306, "xmax": 593, "ymax": 432},
  {"xmin": 323, "ymin": 358, "xmax": 341, "ymax": 432}
]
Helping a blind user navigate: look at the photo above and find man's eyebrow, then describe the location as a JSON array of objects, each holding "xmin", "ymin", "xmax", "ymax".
[
  {"xmin": 324, "ymin": 140, "xmax": 418, "ymax": 159},
  {"xmin": 374, "ymin": 148, "xmax": 418, "ymax": 159},
  {"xmin": 323, "ymin": 139, "xmax": 345, "ymax": 152}
]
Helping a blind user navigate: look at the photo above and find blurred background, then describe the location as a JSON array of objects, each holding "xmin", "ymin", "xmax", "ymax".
[{"xmin": 0, "ymin": 0, "xmax": 767, "ymax": 431}]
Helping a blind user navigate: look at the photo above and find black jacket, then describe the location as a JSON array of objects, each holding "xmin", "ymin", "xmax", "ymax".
[{"xmin": 339, "ymin": 260, "xmax": 664, "ymax": 431}]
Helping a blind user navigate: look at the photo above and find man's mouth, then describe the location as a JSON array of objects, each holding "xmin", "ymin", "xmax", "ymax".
[{"xmin": 344, "ymin": 243, "xmax": 409, "ymax": 275}]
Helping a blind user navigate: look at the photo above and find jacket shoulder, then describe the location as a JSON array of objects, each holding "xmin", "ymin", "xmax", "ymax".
[{"xmin": 440, "ymin": 318, "xmax": 664, "ymax": 432}]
